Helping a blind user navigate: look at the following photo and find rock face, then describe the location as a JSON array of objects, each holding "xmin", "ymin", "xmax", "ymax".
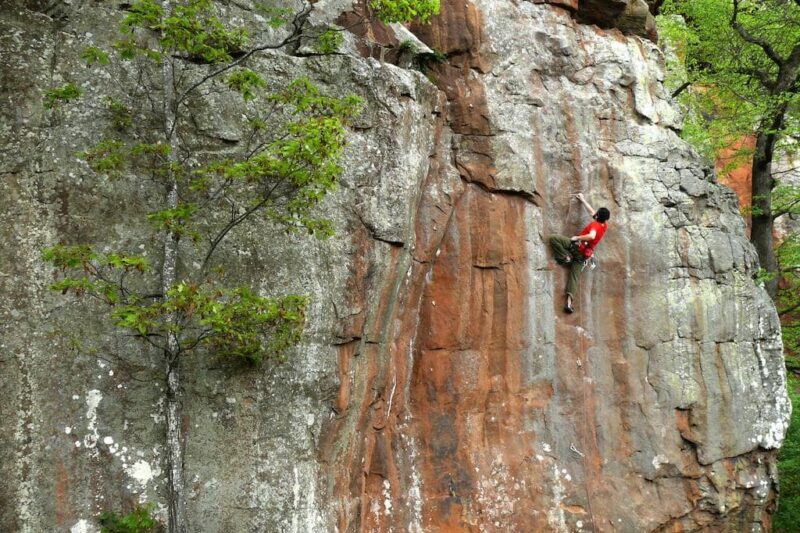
[{"xmin": 0, "ymin": 1, "xmax": 790, "ymax": 532}]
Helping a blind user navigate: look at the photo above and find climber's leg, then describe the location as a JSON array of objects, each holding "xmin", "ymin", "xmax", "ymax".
[
  {"xmin": 549, "ymin": 235, "xmax": 574, "ymax": 264},
  {"xmin": 564, "ymin": 261, "xmax": 583, "ymax": 313}
]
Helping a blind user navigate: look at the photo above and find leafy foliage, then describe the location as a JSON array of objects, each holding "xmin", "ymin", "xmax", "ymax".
[
  {"xmin": 107, "ymin": 283, "xmax": 307, "ymax": 364},
  {"xmin": 398, "ymin": 39, "xmax": 418, "ymax": 55},
  {"xmin": 106, "ymin": 98, "xmax": 133, "ymax": 131},
  {"xmin": 658, "ymin": 1, "xmax": 800, "ymax": 161},
  {"xmin": 370, "ymin": 0, "xmax": 440, "ymax": 23},
  {"xmin": 778, "ymin": 234, "xmax": 800, "ymax": 370},
  {"xmin": 253, "ymin": 3, "xmax": 294, "ymax": 29},
  {"xmin": 226, "ymin": 69, "xmax": 266, "ymax": 101},
  {"xmin": 99, "ymin": 504, "xmax": 159, "ymax": 533},
  {"xmin": 775, "ymin": 376, "xmax": 800, "ymax": 532},
  {"xmin": 82, "ymin": 46, "xmax": 110, "ymax": 66},
  {"xmin": 45, "ymin": 1, "xmax": 362, "ymax": 368},
  {"xmin": 774, "ymin": 184, "xmax": 800, "ymax": 218},
  {"xmin": 316, "ymin": 29, "xmax": 343, "ymax": 55},
  {"xmin": 44, "ymin": 83, "xmax": 82, "ymax": 109},
  {"xmin": 79, "ymin": 139, "xmax": 127, "ymax": 176},
  {"xmin": 120, "ymin": 0, "xmax": 248, "ymax": 63}
]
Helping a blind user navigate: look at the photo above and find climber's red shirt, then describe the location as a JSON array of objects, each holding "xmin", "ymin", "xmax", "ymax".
[{"xmin": 577, "ymin": 220, "xmax": 607, "ymax": 259}]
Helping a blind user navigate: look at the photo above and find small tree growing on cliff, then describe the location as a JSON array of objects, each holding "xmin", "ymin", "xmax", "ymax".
[
  {"xmin": 42, "ymin": 1, "xmax": 360, "ymax": 531},
  {"xmin": 658, "ymin": 0, "xmax": 800, "ymax": 298},
  {"xmin": 370, "ymin": 0, "xmax": 440, "ymax": 23}
]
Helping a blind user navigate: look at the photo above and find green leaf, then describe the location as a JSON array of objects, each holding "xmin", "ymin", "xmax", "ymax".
[
  {"xmin": 79, "ymin": 139, "xmax": 126, "ymax": 176},
  {"xmin": 81, "ymin": 46, "xmax": 110, "ymax": 66},
  {"xmin": 43, "ymin": 83, "xmax": 82, "ymax": 109},
  {"xmin": 226, "ymin": 69, "xmax": 266, "ymax": 101},
  {"xmin": 370, "ymin": 0, "xmax": 440, "ymax": 23},
  {"xmin": 99, "ymin": 503, "xmax": 158, "ymax": 533},
  {"xmin": 316, "ymin": 29, "xmax": 343, "ymax": 55}
]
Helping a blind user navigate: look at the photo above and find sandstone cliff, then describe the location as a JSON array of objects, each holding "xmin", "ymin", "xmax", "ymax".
[{"xmin": 0, "ymin": 0, "xmax": 790, "ymax": 532}]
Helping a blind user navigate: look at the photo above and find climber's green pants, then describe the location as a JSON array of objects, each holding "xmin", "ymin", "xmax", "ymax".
[{"xmin": 549, "ymin": 235, "xmax": 584, "ymax": 297}]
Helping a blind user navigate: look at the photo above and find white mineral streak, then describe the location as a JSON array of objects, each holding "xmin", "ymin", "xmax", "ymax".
[
  {"xmin": 652, "ymin": 454, "xmax": 669, "ymax": 470},
  {"xmin": 291, "ymin": 466, "xmax": 300, "ymax": 533},
  {"xmin": 70, "ymin": 519, "xmax": 97, "ymax": 533},
  {"xmin": 83, "ymin": 390, "xmax": 102, "ymax": 455},
  {"xmin": 405, "ymin": 434, "xmax": 424, "ymax": 533},
  {"xmin": 289, "ymin": 462, "xmax": 325, "ymax": 533},
  {"xmin": 546, "ymin": 464, "xmax": 567, "ymax": 531},
  {"xmin": 753, "ymin": 314, "xmax": 791, "ymax": 448},
  {"xmin": 382, "ymin": 479, "xmax": 392, "ymax": 516}
]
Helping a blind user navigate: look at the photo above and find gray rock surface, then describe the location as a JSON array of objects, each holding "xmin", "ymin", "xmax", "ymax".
[{"xmin": 0, "ymin": 0, "xmax": 790, "ymax": 532}]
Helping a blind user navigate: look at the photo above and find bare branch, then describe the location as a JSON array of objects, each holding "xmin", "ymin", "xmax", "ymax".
[
  {"xmin": 671, "ymin": 81, "xmax": 691, "ymax": 98},
  {"xmin": 772, "ymin": 166, "xmax": 800, "ymax": 175},
  {"xmin": 201, "ymin": 178, "xmax": 285, "ymax": 269}
]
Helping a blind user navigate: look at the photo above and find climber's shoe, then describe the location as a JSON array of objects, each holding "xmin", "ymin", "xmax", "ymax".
[{"xmin": 564, "ymin": 303, "xmax": 574, "ymax": 314}]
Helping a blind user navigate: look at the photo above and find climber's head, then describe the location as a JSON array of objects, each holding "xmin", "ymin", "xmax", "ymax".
[{"xmin": 594, "ymin": 207, "xmax": 610, "ymax": 223}]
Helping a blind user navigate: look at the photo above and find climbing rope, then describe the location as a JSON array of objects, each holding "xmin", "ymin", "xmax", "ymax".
[
  {"xmin": 556, "ymin": 192, "xmax": 599, "ymax": 527},
  {"xmin": 576, "ymin": 278, "xmax": 598, "ymax": 529},
  {"xmin": 558, "ymin": 191, "xmax": 598, "ymax": 527}
]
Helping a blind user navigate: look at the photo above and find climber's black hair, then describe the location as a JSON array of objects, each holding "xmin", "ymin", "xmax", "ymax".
[{"xmin": 593, "ymin": 207, "xmax": 610, "ymax": 223}]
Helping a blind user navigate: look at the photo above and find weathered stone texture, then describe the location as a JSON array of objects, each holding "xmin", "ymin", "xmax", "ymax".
[{"xmin": 0, "ymin": 0, "xmax": 790, "ymax": 532}]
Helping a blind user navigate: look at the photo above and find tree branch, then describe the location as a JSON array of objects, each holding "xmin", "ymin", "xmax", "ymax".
[
  {"xmin": 774, "ymin": 197, "xmax": 800, "ymax": 218},
  {"xmin": 175, "ymin": 3, "xmax": 314, "ymax": 108},
  {"xmin": 672, "ymin": 81, "xmax": 691, "ymax": 98},
  {"xmin": 779, "ymin": 299, "xmax": 800, "ymax": 316},
  {"xmin": 731, "ymin": 0, "xmax": 785, "ymax": 68},
  {"xmin": 735, "ymin": 66, "xmax": 777, "ymax": 91},
  {"xmin": 201, "ymin": 179, "xmax": 285, "ymax": 270},
  {"xmin": 777, "ymin": 42, "xmax": 800, "ymax": 92}
]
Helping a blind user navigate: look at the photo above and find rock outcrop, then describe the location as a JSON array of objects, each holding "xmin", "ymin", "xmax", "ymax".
[{"xmin": 0, "ymin": 0, "xmax": 789, "ymax": 532}]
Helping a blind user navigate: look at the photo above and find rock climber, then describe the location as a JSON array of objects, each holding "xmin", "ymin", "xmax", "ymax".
[{"xmin": 548, "ymin": 193, "xmax": 610, "ymax": 314}]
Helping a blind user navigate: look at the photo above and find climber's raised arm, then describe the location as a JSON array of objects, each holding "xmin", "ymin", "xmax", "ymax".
[{"xmin": 574, "ymin": 193, "xmax": 595, "ymax": 217}]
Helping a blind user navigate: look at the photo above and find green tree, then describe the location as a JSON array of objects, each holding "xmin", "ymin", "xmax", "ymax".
[
  {"xmin": 776, "ymin": 376, "xmax": 800, "ymax": 532},
  {"xmin": 659, "ymin": 0, "xmax": 800, "ymax": 298},
  {"xmin": 42, "ymin": 1, "xmax": 360, "ymax": 531}
]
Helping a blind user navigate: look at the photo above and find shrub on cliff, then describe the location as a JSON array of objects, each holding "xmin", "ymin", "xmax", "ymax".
[{"xmin": 370, "ymin": 0, "xmax": 440, "ymax": 23}]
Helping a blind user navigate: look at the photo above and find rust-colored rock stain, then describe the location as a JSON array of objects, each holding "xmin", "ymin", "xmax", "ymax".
[{"xmin": 319, "ymin": 2, "xmax": 781, "ymax": 532}]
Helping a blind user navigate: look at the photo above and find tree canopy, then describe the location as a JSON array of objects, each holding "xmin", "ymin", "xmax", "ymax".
[
  {"xmin": 660, "ymin": 0, "xmax": 800, "ymax": 157},
  {"xmin": 659, "ymin": 0, "xmax": 800, "ymax": 297}
]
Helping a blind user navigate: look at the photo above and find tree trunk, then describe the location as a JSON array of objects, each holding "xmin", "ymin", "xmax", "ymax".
[
  {"xmin": 750, "ymin": 107, "xmax": 786, "ymax": 299},
  {"xmin": 162, "ymin": 151, "xmax": 186, "ymax": 533},
  {"xmin": 162, "ymin": 123, "xmax": 186, "ymax": 532},
  {"xmin": 160, "ymin": 2, "xmax": 186, "ymax": 527},
  {"xmin": 165, "ymin": 356, "xmax": 185, "ymax": 533}
]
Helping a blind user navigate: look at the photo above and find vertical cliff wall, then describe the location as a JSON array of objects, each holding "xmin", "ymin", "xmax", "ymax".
[{"xmin": 0, "ymin": 0, "xmax": 790, "ymax": 532}]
